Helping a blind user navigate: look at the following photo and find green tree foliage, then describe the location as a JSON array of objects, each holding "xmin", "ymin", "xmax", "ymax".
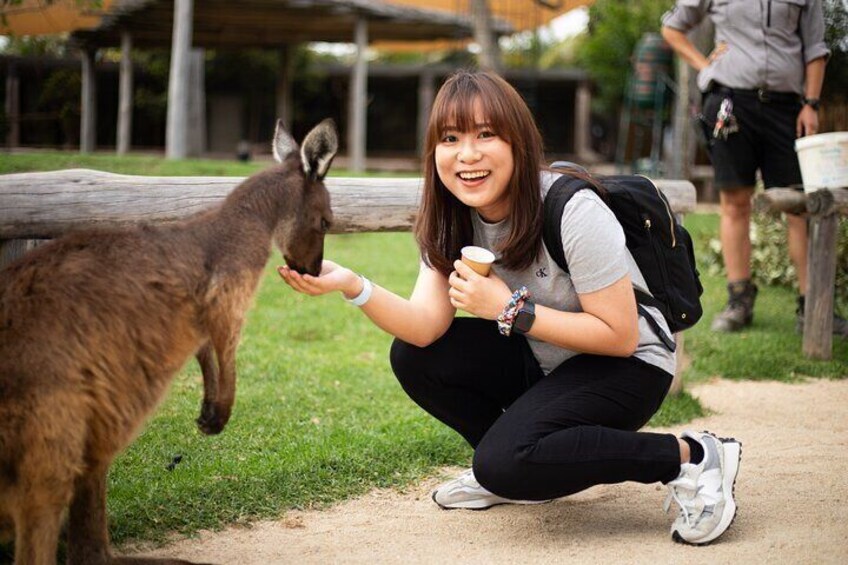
[
  {"xmin": 576, "ymin": 0, "xmax": 674, "ymax": 114},
  {"xmin": 822, "ymin": 0, "xmax": 848, "ymax": 103},
  {"xmin": 0, "ymin": 35, "xmax": 69, "ymax": 56}
]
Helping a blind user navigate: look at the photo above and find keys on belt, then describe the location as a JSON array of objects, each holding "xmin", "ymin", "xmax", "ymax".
[{"xmin": 713, "ymin": 97, "xmax": 739, "ymax": 140}]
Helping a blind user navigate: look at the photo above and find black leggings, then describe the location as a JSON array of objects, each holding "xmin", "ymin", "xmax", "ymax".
[{"xmin": 390, "ymin": 318, "xmax": 682, "ymax": 501}]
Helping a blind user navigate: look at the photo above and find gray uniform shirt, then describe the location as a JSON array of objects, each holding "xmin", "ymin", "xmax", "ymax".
[
  {"xmin": 471, "ymin": 172, "xmax": 676, "ymax": 376},
  {"xmin": 662, "ymin": 0, "xmax": 830, "ymax": 94}
]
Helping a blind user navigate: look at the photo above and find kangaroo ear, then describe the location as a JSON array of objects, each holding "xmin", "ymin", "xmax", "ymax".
[
  {"xmin": 272, "ymin": 119, "xmax": 298, "ymax": 163},
  {"xmin": 300, "ymin": 119, "xmax": 338, "ymax": 181}
]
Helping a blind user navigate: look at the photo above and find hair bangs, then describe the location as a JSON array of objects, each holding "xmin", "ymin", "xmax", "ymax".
[{"xmin": 429, "ymin": 73, "xmax": 514, "ymax": 143}]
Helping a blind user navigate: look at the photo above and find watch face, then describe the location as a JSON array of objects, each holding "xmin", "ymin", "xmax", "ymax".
[{"xmin": 514, "ymin": 302, "xmax": 536, "ymax": 334}]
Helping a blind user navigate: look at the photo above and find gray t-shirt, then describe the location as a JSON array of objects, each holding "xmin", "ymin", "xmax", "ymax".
[{"xmin": 471, "ymin": 172, "xmax": 676, "ymax": 376}]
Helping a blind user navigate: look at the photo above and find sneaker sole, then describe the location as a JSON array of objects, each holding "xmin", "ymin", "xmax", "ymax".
[
  {"xmin": 672, "ymin": 437, "xmax": 742, "ymax": 546},
  {"xmin": 431, "ymin": 491, "xmax": 552, "ymax": 511}
]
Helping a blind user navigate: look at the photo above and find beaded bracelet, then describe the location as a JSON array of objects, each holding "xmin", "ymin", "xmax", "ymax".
[{"xmin": 497, "ymin": 286, "xmax": 529, "ymax": 337}]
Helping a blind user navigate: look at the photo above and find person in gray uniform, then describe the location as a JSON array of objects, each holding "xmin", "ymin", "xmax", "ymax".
[
  {"xmin": 278, "ymin": 70, "xmax": 741, "ymax": 545},
  {"xmin": 661, "ymin": 0, "xmax": 845, "ymax": 336}
]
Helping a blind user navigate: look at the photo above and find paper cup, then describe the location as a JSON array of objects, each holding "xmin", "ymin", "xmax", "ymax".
[{"xmin": 461, "ymin": 246, "xmax": 495, "ymax": 276}]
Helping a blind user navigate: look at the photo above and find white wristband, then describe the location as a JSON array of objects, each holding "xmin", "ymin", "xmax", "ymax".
[{"xmin": 345, "ymin": 275, "xmax": 373, "ymax": 307}]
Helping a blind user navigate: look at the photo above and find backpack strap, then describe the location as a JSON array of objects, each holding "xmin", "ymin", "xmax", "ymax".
[
  {"xmin": 542, "ymin": 174, "xmax": 595, "ymax": 274},
  {"xmin": 637, "ymin": 303, "xmax": 676, "ymax": 352},
  {"xmin": 543, "ymin": 174, "xmax": 677, "ymax": 353}
]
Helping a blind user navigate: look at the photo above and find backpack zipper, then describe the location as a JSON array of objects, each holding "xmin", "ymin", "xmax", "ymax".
[
  {"xmin": 641, "ymin": 209, "xmax": 674, "ymax": 324},
  {"xmin": 638, "ymin": 174, "xmax": 676, "ymax": 247}
]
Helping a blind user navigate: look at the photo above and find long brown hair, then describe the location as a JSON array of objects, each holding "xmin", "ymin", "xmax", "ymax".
[{"xmin": 415, "ymin": 70, "xmax": 546, "ymax": 276}]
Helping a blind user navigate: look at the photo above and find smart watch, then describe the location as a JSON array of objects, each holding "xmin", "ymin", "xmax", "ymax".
[
  {"xmin": 802, "ymin": 97, "xmax": 820, "ymax": 111},
  {"xmin": 512, "ymin": 300, "xmax": 536, "ymax": 335}
]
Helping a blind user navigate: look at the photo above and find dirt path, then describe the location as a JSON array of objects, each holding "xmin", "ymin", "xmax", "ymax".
[{"xmin": 128, "ymin": 378, "xmax": 848, "ymax": 564}]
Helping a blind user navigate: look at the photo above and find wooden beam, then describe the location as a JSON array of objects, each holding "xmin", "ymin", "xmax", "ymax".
[
  {"xmin": 116, "ymin": 31, "xmax": 133, "ymax": 156},
  {"xmin": 4, "ymin": 61, "xmax": 19, "ymax": 148},
  {"xmin": 80, "ymin": 48, "xmax": 97, "ymax": 153},
  {"xmin": 0, "ymin": 170, "xmax": 697, "ymax": 240},
  {"xmin": 754, "ymin": 187, "xmax": 848, "ymax": 216},
  {"xmin": 470, "ymin": 0, "xmax": 501, "ymax": 72},
  {"xmin": 276, "ymin": 45, "xmax": 294, "ymax": 132},
  {"xmin": 416, "ymin": 71, "xmax": 435, "ymax": 155},
  {"xmin": 0, "ymin": 239, "xmax": 42, "ymax": 271},
  {"xmin": 753, "ymin": 188, "xmax": 806, "ymax": 215},
  {"xmin": 807, "ymin": 187, "xmax": 848, "ymax": 216},
  {"xmin": 165, "ymin": 0, "xmax": 194, "ymax": 159},
  {"xmin": 349, "ymin": 17, "xmax": 368, "ymax": 173},
  {"xmin": 574, "ymin": 80, "xmax": 591, "ymax": 160},
  {"xmin": 187, "ymin": 48, "xmax": 207, "ymax": 157},
  {"xmin": 803, "ymin": 213, "xmax": 839, "ymax": 359},
  {"xmin": 669, "ymin": 56, "xmax": 690, "ymax": 180}
]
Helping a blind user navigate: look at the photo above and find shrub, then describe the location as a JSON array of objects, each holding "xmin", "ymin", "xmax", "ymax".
[{"xmin": 703, "ymin": 211, "xmax": 848, "ymax": 314}]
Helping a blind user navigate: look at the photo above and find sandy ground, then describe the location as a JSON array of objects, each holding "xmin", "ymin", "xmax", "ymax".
[{"xmin": 127, "ymin": 378, "xmax": 848, "ymax": 564}]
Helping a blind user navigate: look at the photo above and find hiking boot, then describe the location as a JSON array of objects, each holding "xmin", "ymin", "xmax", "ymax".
[
  {"xmin": 664, "ymin": 431, "xmax": 742, "ymax": 545},
  {"xmin": 711, "ymin": 280, "xmax": 758, "ymax": 332},
  {"xmin": 431, "ymin": 469, "xmax": 551, "ymax": 510},
  {"xmin": 795, "ymin": 296, "xmax": 848, "ymax": 338}
]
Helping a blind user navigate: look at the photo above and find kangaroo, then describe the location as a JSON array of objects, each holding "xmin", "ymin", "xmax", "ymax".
[{"xmin": 0, "ymin": 119, "xmax": 338, "ymax": 564}]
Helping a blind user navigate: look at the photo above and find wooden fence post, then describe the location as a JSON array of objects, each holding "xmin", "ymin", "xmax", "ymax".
[
  {"xmin": 803, "ymin": 212, "xmax": 838, "ymax": 359},
  {"xmin": 802, "ymin": 187, "xmax": 848, "ymax": 359}
]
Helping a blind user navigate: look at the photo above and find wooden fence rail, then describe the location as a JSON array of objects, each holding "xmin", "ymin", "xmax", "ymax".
[
  {"xmin": 0, "ymin": 169, "xmax": 697, "ymax": 240},
  {"xmin": 755, "ymin": 187, "xmax": 848, "ymax": 360},
  {"xmin": 0, "ymin": 169, "xmax": 698, "ymax": 389}
]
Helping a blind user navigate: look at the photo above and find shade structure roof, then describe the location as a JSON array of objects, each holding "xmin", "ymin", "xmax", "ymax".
[
  {"xmin": 0, "ymin": 0, "xmax": 116, "ymax": 35},
  {"xmin": 16, "ymin": 0, "xmax": 509, "ymax": 49},
  {"xmin": 384, "ymin": 0, "xmax": 593, "ymax": 32}
]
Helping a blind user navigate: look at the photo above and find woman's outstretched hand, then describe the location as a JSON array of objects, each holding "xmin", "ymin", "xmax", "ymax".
[
  {"xmin": 448, "ymin": 260, "xmax": 512, "ymax": 320},
  {"xmin": 277, "ymin": 260, "xmax": 361, "ymax": 298}
]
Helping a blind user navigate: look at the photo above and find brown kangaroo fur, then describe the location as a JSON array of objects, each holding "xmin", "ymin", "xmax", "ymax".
[{"xmin": 0, "ymin": 119, "xmax": 338, "ymax": 565}]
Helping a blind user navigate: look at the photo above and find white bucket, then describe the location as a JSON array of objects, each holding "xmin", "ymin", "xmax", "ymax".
[{"xmin": 794, "ymin": 132, "xmax": 848, "ymax": 193}]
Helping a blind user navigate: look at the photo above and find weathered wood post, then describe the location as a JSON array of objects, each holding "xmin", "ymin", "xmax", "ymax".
[
  {"xmin": 276, "ymin": 45, "xmax": 295, "ymax": 133},
  {"xmin": 349, "ymin": 17, "xmax": 369, "ymax": 173},
  {"xmin": 803, "ymin": 188, "xmax": 848, "ymax": 359},
  {"xmin": 165, "ymin": 0, "xmax": 194, "ymax": 160},
  {"xmin": 4, "ymin": 60, "xmax": 20, "ymax": 148},
  {"xmin": 80, "ymin": 47, "xmax": 97, "ymax": 153},
  {"xmin": 116, "ymin": 31, "xmax": 134, "ymax": 156}
]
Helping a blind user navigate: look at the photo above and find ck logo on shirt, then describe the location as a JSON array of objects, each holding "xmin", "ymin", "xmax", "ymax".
[{"xmin": 536, "ymin": 267, "xmax": 549, "ymax": 278}]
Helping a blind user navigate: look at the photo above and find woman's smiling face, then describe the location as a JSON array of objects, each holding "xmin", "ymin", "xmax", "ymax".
[{"xmin": 434, "ymin": 99, "xmax": 515, "ymax": 223}]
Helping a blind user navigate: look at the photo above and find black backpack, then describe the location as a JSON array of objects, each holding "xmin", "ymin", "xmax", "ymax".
[{"xmin": 542, "ymin": 172, "xmax": 703, "ymax": 352}]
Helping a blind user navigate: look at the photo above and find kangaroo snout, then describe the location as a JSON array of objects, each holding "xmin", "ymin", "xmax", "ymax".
[{"xmin": 284, "ymin": 254, "xmax": 323, "ymax": 277}]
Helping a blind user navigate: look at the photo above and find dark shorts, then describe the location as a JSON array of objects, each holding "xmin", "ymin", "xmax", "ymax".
[{"xmin": 701, "ymin": 88, "xmax": 803, "ymax": 191}]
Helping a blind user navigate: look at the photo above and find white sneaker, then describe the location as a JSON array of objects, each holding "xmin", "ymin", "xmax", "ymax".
[
  {"xmin": 664, "ymin": 431, "xmax": 742, "ymax": 545},
  {"xmin": 431, "ymin": 469, "xmax": 551, "ymax": 510}
]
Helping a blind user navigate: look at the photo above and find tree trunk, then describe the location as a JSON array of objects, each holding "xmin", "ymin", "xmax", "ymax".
[{"xmin": 470, "ymin": 0, "xmax": 501, "ymax": 72}]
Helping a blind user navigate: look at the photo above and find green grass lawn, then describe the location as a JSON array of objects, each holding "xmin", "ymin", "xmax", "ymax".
[
  {"xmin": 0, "ymin": 150, "xmax": 415, "ymax": 177},
  {"xmin": 1, "ymin": 154, "xmax": 845, "ymax": 552},
  {"xmin": 684, "ymin": 214, "xmax": 848, "ymax": 382}
]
